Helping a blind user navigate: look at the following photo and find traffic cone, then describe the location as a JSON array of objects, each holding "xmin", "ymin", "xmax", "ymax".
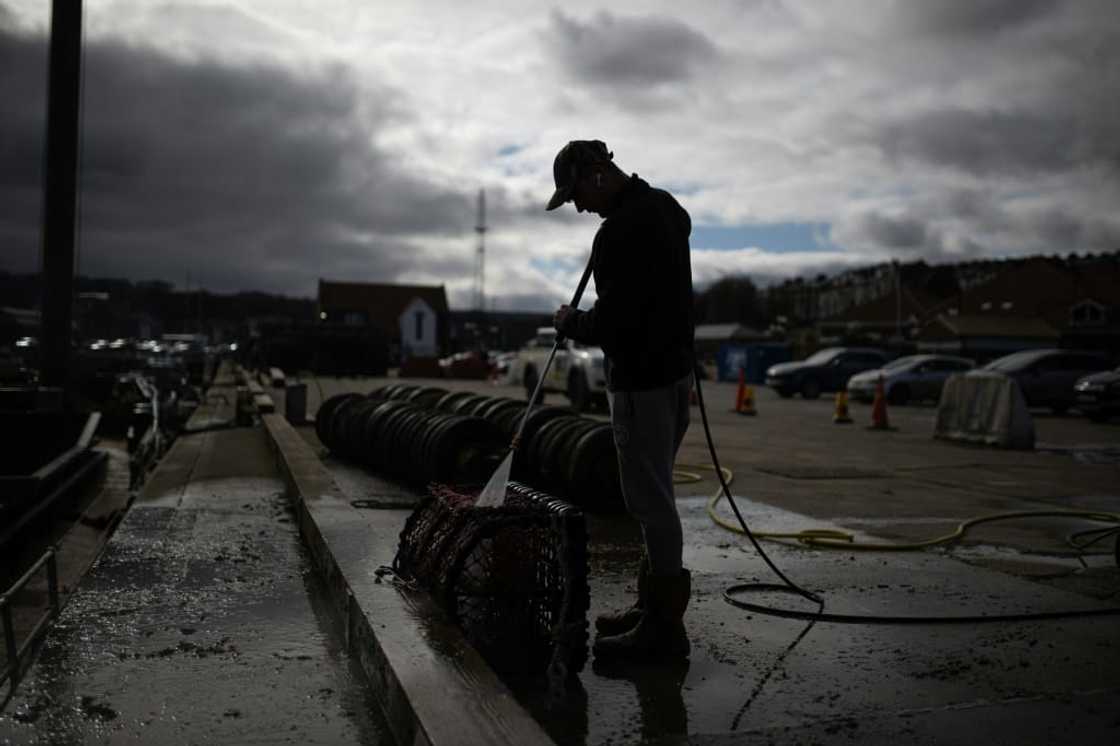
[
  {"xmin": 869, "ymin": 375, "xmax": 890, "ymax": 430},
  {"xmin": 833, "ymin": 390, "xmax": 853, "ymax": 424},
  {"xmin": 738, "ymin": 384, "xmax": 757, "ymax": 416}
]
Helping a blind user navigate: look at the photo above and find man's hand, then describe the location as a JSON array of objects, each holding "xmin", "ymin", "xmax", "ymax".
[{"xmin": 553, "ymin": 304, "xmax": 573, "ymax": 333}]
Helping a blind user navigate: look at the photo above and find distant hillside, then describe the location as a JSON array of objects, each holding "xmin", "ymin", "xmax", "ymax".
[{"xmin": 0, "ymin": 271, "xmax": 315, "ymax": 340}]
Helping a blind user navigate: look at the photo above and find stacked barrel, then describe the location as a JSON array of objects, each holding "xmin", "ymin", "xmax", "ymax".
[{"xmin": 315, "ymin": 384, "xmax": 623, "ymax": 511}]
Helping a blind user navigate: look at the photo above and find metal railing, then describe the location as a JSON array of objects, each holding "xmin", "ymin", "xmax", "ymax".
[{"xmin": 1, "ymin": 546, "xmax": 60, "ymax": 704}]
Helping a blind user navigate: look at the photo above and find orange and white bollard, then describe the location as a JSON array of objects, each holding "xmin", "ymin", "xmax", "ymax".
[
  {"xmin": 869, "ymin": 375, "xmax": 890, "ymax": 430},
  {"xmin": 833, "ymin": 390, "xmax": 853, "ymax": 424},
  {"xmin": 739, "ymin": 383, "xmax": 758, "ymax": 416}
]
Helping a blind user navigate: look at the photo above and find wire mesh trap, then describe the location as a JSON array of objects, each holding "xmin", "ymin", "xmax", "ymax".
[{"xmin": 392, "ymin": 481, "xmax": 589, "ymax": 678}]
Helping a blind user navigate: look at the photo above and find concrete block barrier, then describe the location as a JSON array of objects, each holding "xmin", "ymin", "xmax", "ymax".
[
  {"xmin": 252, "ymin": 392, "xmax": 275, "ymax": 414},
  {"xmin": 934, "ymin": 371, "xmax": 1035, "ymax": 449}
]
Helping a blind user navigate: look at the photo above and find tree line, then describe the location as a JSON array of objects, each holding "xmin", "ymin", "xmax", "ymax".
[{"xmin": 693, "ymin": 275, "xmax": 771, "ymax": 327}]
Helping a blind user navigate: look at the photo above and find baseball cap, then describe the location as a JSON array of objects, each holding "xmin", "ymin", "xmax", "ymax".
[{"xmin": 546, "ymin": 140, "xmax": 614, "ymax": 211}]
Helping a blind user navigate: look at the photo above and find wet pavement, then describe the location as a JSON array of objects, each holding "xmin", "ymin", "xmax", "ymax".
[
  {"xmin": 1, "ymin": 440, "xmax": 132, "ymax": 683},
  {"xmin": 298, "ymin": 375, "xmax": 1120, "ymax": 745},
  {"xmin": 0, "ymin": 424, "xmax": 390, "ymax": 745},
  {"xmin": 546, "ymin": 498, "xmax": 1119, "ymax": 744}
]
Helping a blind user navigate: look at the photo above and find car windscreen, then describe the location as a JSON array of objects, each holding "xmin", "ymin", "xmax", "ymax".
[
  {"xmin": 984, "ymin": 352, "xmax": 1039, "ymax": 371},
  {"xmin": 804, "ymin": 349, "xmax": 839, "ymax": 365},
  {"xmin": 883, "ymin": 356, "xmax": 920, "ymax": 370}
]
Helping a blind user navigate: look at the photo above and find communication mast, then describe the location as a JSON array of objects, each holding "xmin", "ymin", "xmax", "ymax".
[{"xmin": 474, "ymin": 188, "xmax": 486, "ymax": 311}]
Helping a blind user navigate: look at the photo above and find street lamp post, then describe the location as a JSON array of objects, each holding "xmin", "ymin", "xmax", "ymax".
[{"xmin": 39, "ymin": 0, "xmax": 84, "ymax": 393}]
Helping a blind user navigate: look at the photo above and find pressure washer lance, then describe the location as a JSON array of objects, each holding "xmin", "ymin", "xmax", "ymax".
[{"xmin": 476, "ymin": 249, "xmax": 597, "ymax": 508}]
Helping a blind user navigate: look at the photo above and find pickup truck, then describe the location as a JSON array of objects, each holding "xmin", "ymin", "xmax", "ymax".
[{"xmin": 518, "ymin": 327, "xmax": 608, "ymax": 412}]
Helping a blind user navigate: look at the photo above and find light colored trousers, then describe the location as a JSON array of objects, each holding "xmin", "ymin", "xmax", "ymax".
[{"xmin": 607, "ymin": 373, "xmax": 692, "ymax": 576}]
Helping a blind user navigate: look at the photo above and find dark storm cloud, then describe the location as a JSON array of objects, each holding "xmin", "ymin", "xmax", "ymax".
[
  {"xmin": 1024, "ymin": 208, "xmax": 1120, "ymax": 252},
  {"xmin": 893, "ymin": 0, "xmax": 1059, "ymax": 37},
  {"xmin": 0, "ymin": 23, "xmax": 472, "ymax": 296},
  {"xmin": 943, "ymin": 188, "xmax": 998, "ymax": 222},
  {"xmin": 545, "ymin": 10, "xmax": 719, "ymax": 88},
  {"xmin": 868, "ymin": 1, "xmax": 1120, "ymax": 184},
  {"xmin": 857, "ymin": 212, "xmax": 929, "ymax": 251},
  {"xmin": 0, "ymin": 25, "xmax": 47, "ymax": 250},
  {"xmin": 830, "ymin": 210, "xmax": 949, "ymax": 260},
  {"xmin": 837, "ymin": 195, "xmax": 1120, "ymax": 263},
  {"xmin": 878, "ymin": 108, "xmax": 1078, "ymax": 177}
]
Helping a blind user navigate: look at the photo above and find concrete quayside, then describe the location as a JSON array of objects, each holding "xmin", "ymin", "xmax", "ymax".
[{"xmin": 2, "ymin": 364, "xmax": 1119, "ymax": 744}]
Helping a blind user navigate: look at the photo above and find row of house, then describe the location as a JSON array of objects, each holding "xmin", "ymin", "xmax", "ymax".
[
  {"xmin": 808, "ymin": 254, "xmax": 1120, "ymax": 361},
  {"xmin": 9, "ymin": 253, "xmax": 1111, "ymax": 376},
  {"xmin": 318, "ymin": 252, "xmax": 1119, "ymax": 373}
]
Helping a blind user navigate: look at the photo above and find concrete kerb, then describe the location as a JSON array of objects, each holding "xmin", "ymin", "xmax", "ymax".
[{"xmin": 260, "ymin": 413, "xmax": 555, "ymax": 746}]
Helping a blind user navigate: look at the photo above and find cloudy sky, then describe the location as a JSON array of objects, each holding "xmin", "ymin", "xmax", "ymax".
[{"xmin": 2, "ymin": 0, "xmax": 1118, "ymax": 309}]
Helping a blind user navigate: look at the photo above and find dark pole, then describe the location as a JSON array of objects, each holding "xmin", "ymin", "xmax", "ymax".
[
  {"xmin": 39, "ymin": 0, "xmax": 84, "ymax": 392},
  {"xmin": 894, "ymin": 260, "xmax": 901, "ymax": 342}
]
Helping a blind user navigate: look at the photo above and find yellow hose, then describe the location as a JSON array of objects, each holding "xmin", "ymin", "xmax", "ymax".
[{"xmin": 674, "ymin": 463, "xmax": 1120, "ymax": 552}]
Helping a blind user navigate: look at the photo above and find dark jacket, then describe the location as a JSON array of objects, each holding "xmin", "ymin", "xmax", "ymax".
[{"xmin": 561, "ymin": 175, "xmax": 694, "ymax": 391}]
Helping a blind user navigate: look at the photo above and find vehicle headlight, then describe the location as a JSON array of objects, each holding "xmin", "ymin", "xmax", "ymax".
[{"xmin": 1077, "ymin": 381, "xmax": 1106, "ymax": 393}]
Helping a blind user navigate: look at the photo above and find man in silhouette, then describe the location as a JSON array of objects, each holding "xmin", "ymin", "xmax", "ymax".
[{"xmin": 549, "ymin": 140, "xmax": 695, "ymax": 661}]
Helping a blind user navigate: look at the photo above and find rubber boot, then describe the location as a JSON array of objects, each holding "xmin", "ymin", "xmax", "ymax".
[
  {"xmin": 595, "ymin": 558, "xmax": 649, "ymax": 637},
  {"xmin": 593, "ymin": 569, "xmax": 690, "ymax": 661}
]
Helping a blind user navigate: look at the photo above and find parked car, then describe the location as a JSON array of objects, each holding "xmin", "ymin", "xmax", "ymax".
[
  {"xmin": 847, "ymin": 354, "xmax": 974, "ymax": 405},
  {"xmin": 99, "ymin": 373, "xmax": 159, "ymax": 438},
  {"xmin": 517, "ymin": 328, "xmax": 606, "ymax": 412},
  {"xmin": 487, "ymin": 350, "xmax": 519, "ymax": 385},
  {"xmin": 0, "ymin": 354, "xmax": 35, "ymax": 386},
  {"xmin": 438, "ymin": 350, "xmax": 491, "ymax": 379},
  {"xmin": 982, "ymin": 349, "xmax": 1113, "ymax": 413},
  {"xmin": 765, "ymin": 347, "xmax": 890, "ymax": 399},
  {"xmin": 1074, "ymin": 366, "xmax": 1120, "ymax": 421}
]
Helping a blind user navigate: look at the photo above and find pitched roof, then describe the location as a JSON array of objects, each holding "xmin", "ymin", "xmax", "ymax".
[
  {"xmin": 318, "ymin": 280, "xmax": 449, "ymax": 336},
  {"xmin": 941, "ymin": 258, "xmax": 1075, "ymax": 323},
  {"xmin": 1068, "ymin": 256, "xmax": 1120, "ymax": 311},
  {"xmin": 827, "ymin": 286, "xmax": 939, "ymax": 325},
  {"xmin": 921, "ymin": 314, "xmax": 1060, "ymax": 340},
  {"xmin": 694, "ymin": 323, "xmax": 767, "ymax": 341}
]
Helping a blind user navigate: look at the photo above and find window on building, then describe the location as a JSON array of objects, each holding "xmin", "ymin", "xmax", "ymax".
[
  {"xmin": 1070, "ymin": 300, "xmax": 1104, "ymax": 327},
  {"xmin": 415, "ymin": 311, "xmax": 424, "ymax": 340}
]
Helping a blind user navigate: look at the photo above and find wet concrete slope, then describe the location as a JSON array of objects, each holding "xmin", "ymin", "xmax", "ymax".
[{"xmin": 0, "ymin": 426, "xmax": 390, "ymax": 745}]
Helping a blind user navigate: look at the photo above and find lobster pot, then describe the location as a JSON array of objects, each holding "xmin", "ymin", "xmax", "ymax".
[
  {"xmin": 393, "ymin": 481, "xmax": 589, "ymax": 677},
  {"xmin": 315, "ymin": 392, "xmax": 507, "ymax": 487}
]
